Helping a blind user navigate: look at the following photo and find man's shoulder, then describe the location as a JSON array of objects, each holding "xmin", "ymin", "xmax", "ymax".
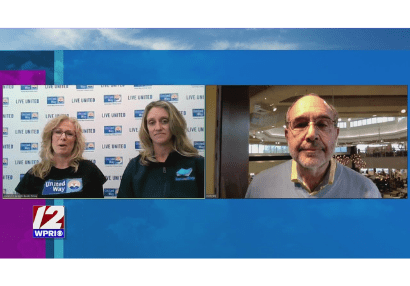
[
  {"xmin": 336, "ymin": 163, "xmax": 381, "ymax": 198},
  {"xmin": 254, "ymin": 160, "xmax": 292, "ymax": 181},
  {"xmin": 246, "ymin": 160, "xmax": 293, "ymax": 198},
  {"xmin": 337, "ymin": 163, "xmax": 373, "ymax": 184}
]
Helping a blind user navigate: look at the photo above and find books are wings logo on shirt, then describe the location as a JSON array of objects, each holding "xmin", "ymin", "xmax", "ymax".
[{"xmin": 175, "ymin": 168, "xmax": 195, "ymax": 181}]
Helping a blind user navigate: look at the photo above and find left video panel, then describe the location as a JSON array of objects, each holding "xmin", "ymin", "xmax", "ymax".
[{"xmin": 3, "ymin": 85, "xmax": 205, "ymax": 199}]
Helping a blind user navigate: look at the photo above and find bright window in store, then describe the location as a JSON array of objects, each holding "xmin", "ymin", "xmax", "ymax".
[
  {"xmin": 334, "ymin": 147, "xmax": 348, "ymax": 153},
  {"xmin": 337, "ymin": 121, "xmax": 346, "ymax": 128},
  {"xmin": 249, "ymin": 144, "xmax": 289, "ymax": 154},
  {"xmin": 350, "ymin": 117, "xmax": 395, "ymax": 128}
]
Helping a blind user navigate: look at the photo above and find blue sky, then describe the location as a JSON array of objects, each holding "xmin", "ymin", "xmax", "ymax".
[{"xmin": 0, "ymin": 29, "xmax": 409, "ymax": 50}]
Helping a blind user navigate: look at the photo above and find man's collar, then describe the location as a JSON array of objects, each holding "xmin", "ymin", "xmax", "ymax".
[{"xmin": 291, "ymin": 158, "xmax": 337, "ymax": 193}]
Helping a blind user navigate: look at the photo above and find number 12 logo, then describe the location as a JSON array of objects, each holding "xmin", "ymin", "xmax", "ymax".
[{"xmin": 33, "ymin": 206, "xmax": 65, "ymax": 238}]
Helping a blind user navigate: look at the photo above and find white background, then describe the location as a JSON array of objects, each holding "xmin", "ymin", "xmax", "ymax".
[{"xmin": 2, "ymin": 85, "xmax": 205, "ymax": 196}]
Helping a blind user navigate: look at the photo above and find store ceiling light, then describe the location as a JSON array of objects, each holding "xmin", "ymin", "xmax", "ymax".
[{"xmin": 401, "ymin": 109, "xmax": 406, "ymax": 113}]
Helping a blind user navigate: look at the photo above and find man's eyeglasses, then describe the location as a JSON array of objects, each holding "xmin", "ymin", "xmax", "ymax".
[
  {"xmin": 286, "ymin": 117, "xmax": 337, "ymax": 135},
  {"xmin": 53, "ymin": 129, "xmax": 76, "ymax": 139}
]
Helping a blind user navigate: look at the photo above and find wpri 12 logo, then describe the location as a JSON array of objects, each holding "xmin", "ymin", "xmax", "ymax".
[{"xmin": 33, "ymin": 206, "xmax": 65, "ymax": 238}]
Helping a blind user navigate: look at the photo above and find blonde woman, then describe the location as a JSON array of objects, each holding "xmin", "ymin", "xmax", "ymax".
[
  {"xmin": 118, "ymin": 101, "xmax": 204, "ymax": 198},
  {"xmin": 16, "ymin": 115, "xmax": 106, "ymax": 198}
]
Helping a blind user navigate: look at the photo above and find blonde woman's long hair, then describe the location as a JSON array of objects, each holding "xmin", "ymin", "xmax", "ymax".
[
  {"xmin": 31, "ymin": 115, "xmax": 86, "ymax": 179},
  {"xmin": 139, "ymin": 100, "xmax": 199, "ymax": 165}
]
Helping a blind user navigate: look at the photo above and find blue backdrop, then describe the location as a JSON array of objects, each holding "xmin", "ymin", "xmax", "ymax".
[{"xmin": 60, "ymin": 50, "xmax": 409, "ymax": 258}]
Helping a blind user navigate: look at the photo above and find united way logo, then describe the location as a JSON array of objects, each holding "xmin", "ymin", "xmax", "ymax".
[
  {"xmin": 3, "ymin": 127, "xmax": 8, "ymax": 136},
  {"xmin": 134, "ymin": 85, "xmax": 152, "ymax": 88},
  {"xmin": 104, "ymin": 94, "xmax": 122, "ymax": 104},
  {"xmin": 42, "ymin": 178, "xmax": 83, "ymax": 196},
  {"xmin": 33, "ymin": 206, "xmax": 65, "ymax": 238},
  {"xmin": 105, "ymin": 156, "xmax": 123, "ymax": 166},
  {"xmin": 77, "ymin": 111, "xmax": 95, "ymax": 120},
  {"xmin": 3, "ymin": 97, "xmax": 9, "ymax": 106},
  {"xmin": 21, "ymin": 85, "xmax": 38, "ymax": 91},
  {"xmin": 135, "ymin": 141, "xmax": 142, "ymax": 150},
  {"xmin": 160, "ymin": 93, "xmax": 178, "ymax": 102},
  {"xmin": 47, "ymin": 96, "xmax": 65, "ymax": 105},
  {"xmin": 85, "ymin": 142, "xmax": 95, "ymax": 151},
  {"xmin": 192, "ymin": 109, "xmax": 205, "ymax": 118},
  {"xmin": 134, "ymin": 110, "xmax": 144, "ymax": 118},
  {"xmin": 76, "ymin": 85, "xmax": 94, "ymax": 90},
  {"xmin": 67, "ymin": 179, "xmax": 82, "ymax": 190},
  {"xmin": 3, "ymin": 158, "xmax": 8, "ymax": 167},
  {"xmin": 21, "ymin": 112, "xmax": 39, "ymax": 121},
  {"xmin": 104, "ymin": 126, "xmax": 122, "ymax": 135},
  {"xmin": 20, "ymin": 143, "xmax": 39, "ymax": 152},
  {"xmin": 104, "ymin": 188, "xmax": 118, "ymax": 197},
  {"xmin": 194, "ymin": 141, "xmax": 205, "ymax": 150}
]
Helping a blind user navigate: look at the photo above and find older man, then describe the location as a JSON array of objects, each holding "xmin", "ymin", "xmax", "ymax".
[{"xmin": 246, "ymin": 94, "xmax": 381, "ymax": 198}]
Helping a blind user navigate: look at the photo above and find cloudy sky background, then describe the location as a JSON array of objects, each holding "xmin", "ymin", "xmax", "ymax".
[{"xmin": 0, "ymin": 28, "xmax": 409, "ymax": 50}]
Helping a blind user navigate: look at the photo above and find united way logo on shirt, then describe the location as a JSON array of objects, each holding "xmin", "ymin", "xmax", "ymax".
[
  {"xmin": 105, "ymin": 156, "xmax": 123, "ymax": 166},
  {"xmin": 104, "ymin": 94, "xmax": 122, "ymax": 104},
  {"xmin": 77, "ymin": 111, "xmax": 95, "ymax": 120},
  {"xmin": 3, "ymin": 127, "xmax": 8, "ymax": 136},
  {"xmin": 104, "ymin": 125, "xmax": 122, "ymax": 135},
  {"xmin": 134, "ymin": 110, "xmax": 144, "ymax": 118},
  {"xmin": 42, "ymin": 178, "xmax": 83, "ymax": 195},
  {"xmin": 76, "ymin": 85, "xmax": 94, "ymax": 90},
  {"xmin": 160, "ymin": 93, "xmax": 178, "ymax": 102},
  {"xmin": 20, "ymin": 143, "xmax": 39, "ymax": 152},
  {"xmin": 21, "ymin": 112, "xmax": 39, "ymax": 121},
  {"xmin": 3, "ymin": 158, "xmax": 8, "ymax": 167},
  {"xmin": 175, "ymin": 168, "xmax": 195, "ymax": 181},
  {"xmin": 194, "ymin": 141, "xmax": 205, "ymax": 150},
  {"xmin": 3, "ymin": 97, "xmax": 9, "ymax": 106},
  {"xmin": 47, "ymin": 96, "xmax": 65, "ymax": 105},
  {"xmin": 21, "ymin": 85, "xmax": 38, "ymax": 91},
  {"xmin": 192, "ymin": 109, "xmax": 204, "ymax": 118}
]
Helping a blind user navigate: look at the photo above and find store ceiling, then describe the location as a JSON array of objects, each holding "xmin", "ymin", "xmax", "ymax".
[{"xmin": 249, "ymin": 85, "xmax": 408, "ymax": 145}]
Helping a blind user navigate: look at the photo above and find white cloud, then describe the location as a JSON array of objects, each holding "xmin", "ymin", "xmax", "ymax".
[
  {"xmin": 0, "ymin": 28, "xmax": 301, "ymax": 50},
  {"xmin": 29, "ymin": 29, "xmax": 93, "ymax": 49},
  {"xmin": 98, "ymin": 29, "xmax": 193, "ymax": 50},
  {"xmin": 5, "ymin": 29, "xmax": 193, "ymax": 50},
  {"xmin": 210, "ymin": 40, "xmax": 299, "ymax": 50}
]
